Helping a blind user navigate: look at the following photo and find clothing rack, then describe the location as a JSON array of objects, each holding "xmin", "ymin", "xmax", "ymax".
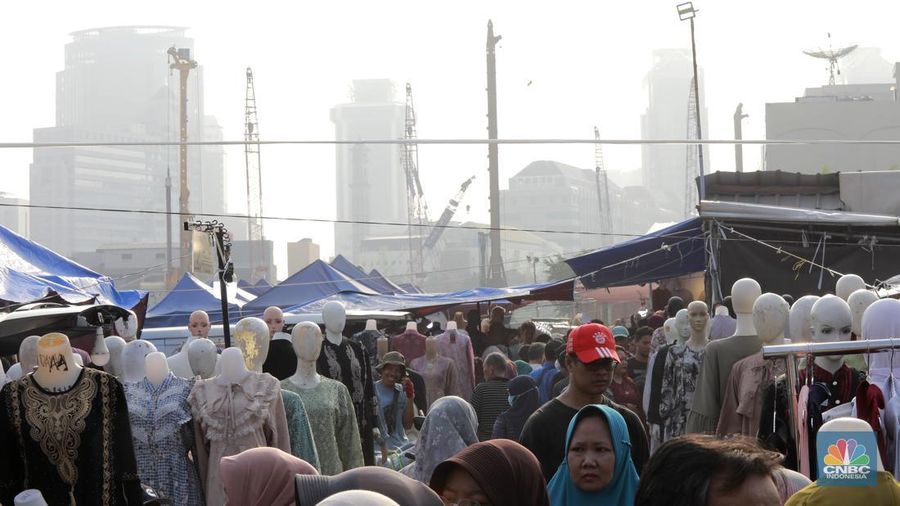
[{"xmin": 762, "ymin": 338, "xmax": 900, "ymax": 474}]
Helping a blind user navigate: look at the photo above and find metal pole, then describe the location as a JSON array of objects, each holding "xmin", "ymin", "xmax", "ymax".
[
  {"xmin": 689, "ymin": 18, "xmax": 706, "ymax": 200},
  {"xmin": 486, "ymin": 20, "xmax": 506, "ymax": 287},
  {"xmin": 215, "ymin": 228, "xmax": 232, "ymax": 348},
  {"xmin": 165, "ymin": 167, "xmax": 173, "ymax": 286},
  {"xmin": 178, "ymin": 65, "xmax": 192, "ymax": 277}
]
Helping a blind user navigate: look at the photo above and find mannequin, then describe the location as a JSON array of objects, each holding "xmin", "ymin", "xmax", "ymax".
[
  {"xmin": 849, "ymin": 289, "xmax": 879, "ymax": 339},
  {"xmin": 317, "ymin": 301, "xmax": 377, "ymax": 466},
  {"xmin": 0, "ymin": 333, "xmax": 142, "ymax": 505},
  {"xmin": 651, "ymin": 297, "xmax": 686, "ymax": 353},
  {"xmin": 393, "ymin": 321, "xmax": 427, "ymax": 364},
  {"xmin": 663, "ymin": 317, "xmax": 677, "ymax": 343},
  {"xmin": 91, "ymin": 326, "xmax": 110, "ymax": 367},
  {"xmin": 262, "ymin": 306, "xmax": 297, "ymax": 380},
  {"xmin": 367, "ymin": 319, "xmax": 378, "ymax": 331},
  {"xmin": 169, "ymin": 310, "xmax": 215, "ymax": 379},
  {"xmin": 114, "ymin": 310, "xmax": 139, "ymax": 342},
  {"xmin": 283, "ymin": 321, "xmax": 363, "ymax": 475},
  {"xmin": 659, "ymin": 301, "xmax": 709, "ymax": 440},
  {"xmin": 435, "ymin": 319, "xmax": 476, "ymax": 401},
  {"xmin": 352, "ymin": 318, "xmax": 387, "ymax": 379},
  {"xmin": 644, "ymin": 315, "xmax": 681, "ymax": 450},
  {"xmin": 188, "ymin": 346, "xmax": 290, "ymax": 506},
  {"xmin": 789, "ymin": 295, "xmax": 820, "ymax": 344},
  {"xmin": 7, "ymin": 335, "xmax": 40, "ymax": 381},
  {"xmin": 72, "ymin": 353, "xmax": 84, "ymax": 367},
  {"xmin": 809, "ymin": 295, "xmax": 854, "ymax": 375},
  {"xmin": 709, "ymin": 305, "xmax": 737, "ymax": 340},
  {"xmin": 717, "ymin": 293, "xmax": 789, "ymax": 437},
  {"xmin": 121, "ymin": 340, "xmax": 158, "ymax": 384},
  {"xmin": 105, "ymin": 336, "xmax": 127, "ymax": 379},
  {"xmin": 187, "ymin": 339, "xmax": 218, "ymax": 379},
  {"xmin": 13, "ymin": 490, "xmax": 48, "ymax": 506},
  {"xmin": 862, "ymin": 298, "xmax": 900, "ymax": 389},
  {"xmin": 123, "ymin": 352, "xmax": 203, "ymax": 506},
  {"xmin": 835, "ymin": 273, "xmax": 867, "ymax": 302},
  {"xmin": 233, "ymin": 317, "xmax": 271, "ymax": 372},
  {"xmin": 410, "ymin": 337, "xmax": 459, "ymax": 410},
  {"xmin": 686, "ymin": 278, "xmax": 762, "ymax": 434}
]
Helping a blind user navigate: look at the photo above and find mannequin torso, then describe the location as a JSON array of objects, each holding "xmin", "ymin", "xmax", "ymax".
[{"xmin": 105, "ymin": 336, "xmax": 126, "ymax": 379}]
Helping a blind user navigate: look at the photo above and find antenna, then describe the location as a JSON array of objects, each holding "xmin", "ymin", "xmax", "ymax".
[{"xmin": 803, "ymin": 33, "xmax": 857, "ymax": 85}]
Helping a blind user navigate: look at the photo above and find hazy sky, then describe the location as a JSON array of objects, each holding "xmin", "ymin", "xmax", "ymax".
[{"xmin": 4, "ymin": 0, "xmax": 900, "ymax": 278}]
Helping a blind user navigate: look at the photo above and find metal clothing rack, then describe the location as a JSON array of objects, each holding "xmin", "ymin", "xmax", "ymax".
[{"xmin": 762, "ymin": 338, "xmax": 900, "ymax": 474}]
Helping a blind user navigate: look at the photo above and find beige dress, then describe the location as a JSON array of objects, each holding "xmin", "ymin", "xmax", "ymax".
[{"xmin": 189, "ymin": 372, "xmax": 290, "ymax": 506}]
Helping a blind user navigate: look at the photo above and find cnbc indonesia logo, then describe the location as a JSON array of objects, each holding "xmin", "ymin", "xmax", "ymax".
[{"xmin": 822, "ymin": 438, "xmax": 871, "ymax": 479}]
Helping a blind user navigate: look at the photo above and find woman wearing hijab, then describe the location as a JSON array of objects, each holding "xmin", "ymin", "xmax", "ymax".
[
  {"xmin": 492, "ymin": 375, "xmax": 541, "ymax": 440},
  {"xmin": 400, "ymin": 396, "xmax": 479, "ymax": 483},
  {"xmin": 219, "ymin": 447, "xmax": 317, "ymax": 506},
  {"xmin": 547, "ymin": 404, "xmax": 640, "ymax": 505},
  {"xmin": 430, "ymin": 439, "xmax": 549, "ymax": 506}
]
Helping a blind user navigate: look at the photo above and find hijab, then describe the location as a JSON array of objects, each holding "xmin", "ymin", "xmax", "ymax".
[
  {"xmin": 403, "ymin": 396, "xmax": 479, "ymax": 483},
  {"xmin": 496, "ymin": 375, "xmax": 541, "ymax": 439},
  {"xmin": 515, "ymin": 360, "xmax": 533, "ymax": 375},
  {"xmin": 430, "ymin": 439, "xmax": 549, "ymax": 506},
  {"xmin": 548, "ymin": 404, "xmax": 640, "ymax": 506},
  {"xmin": 220, "ymin": 447, "xmax": 317, "ymax": 506}
]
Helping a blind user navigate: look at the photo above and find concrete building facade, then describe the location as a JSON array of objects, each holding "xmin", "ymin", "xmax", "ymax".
[{"xmin": 287, "ymin": 238, "xmax": 321, "ymax": 277}]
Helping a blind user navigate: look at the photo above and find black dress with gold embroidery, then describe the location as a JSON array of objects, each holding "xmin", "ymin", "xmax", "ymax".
[{"xmin": 0, "ymin": 367, "xmax": 143, "ymax": 506}]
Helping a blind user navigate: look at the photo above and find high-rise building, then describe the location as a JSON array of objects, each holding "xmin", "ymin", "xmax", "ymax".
[
  {"xmin": 330, "ymin": 80, "xmax": 406, "ymax": 261},
  {"xmin": 29, "ymin": 26, "xmax": 225, "ymax": 272},
  {"xmin": 640, "ymin": 49, "xmax": 709, "ymax": 216},
  {"xmin": 0, "ymin": 194, "xmax": 29, "ymax": 238},
  {"xmin": 287, "ymin": 238, "xmax": 320, "ymax": 276}
]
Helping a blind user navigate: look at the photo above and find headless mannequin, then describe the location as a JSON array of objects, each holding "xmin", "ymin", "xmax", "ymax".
[
  {"xmin": 686, "ymin": 301, "xmax": 710, "ymax": 350},
  {"xmin": 145, "ymin": 352, "xmax": 170, "ymax": 386},
  {"xmin": 169, "ymin": 310, "xmax": 214, "ymax": 379},
  {"xmin": 366, "ymin": 319, "xmax": 377, "ymax": 331},
  {"xmin": 424, "ymin": 337, "xmax": 438, "ymax": 363},
  {"xmin": 405, "ymin": 321, "xmax": 417, "ymax": 332},
  {"xmin": 836, "ymin": 274, "xmax": 867, "ymax": 302},
  {"xmin": 789, "ymin": 296, "xmax": 820, "ymax": 343},
  {"xmin": 287, "ymin": 322, "xmax": 322, "ymax": 390},
  {"xmin": 11, "ymin": 335, "xmax": 40, "ymax": 380},
  {"xmin": 32, "ymin": 333, "xmax": 82, "ymax": 392},
  {"xmin": 122, "ymin": 340, "xmax": 158, "ymax": 383},
  {"xmin": 91, "ymin": 326, "xmax": 110, "ymax": 367},
  {"xmin": 323, "ymin": 302, "xmax": 347, "ymax": 346},
  {"xmin": 216, "ymin": 348, "xmax": 250, "ymax": 385},
  {"xmin": 188, "ymin": 339, "xmax": 218, "ymax": 379},
  {"xmin": 105, "ymin": 336, "xmax": 126, "ymax": 379},
  {"xmin": 810, "ymin": 295, "xmax": 853, "ymax": 374},
  {"xmin": 233, "ymin": 317, "xmax": 270, "ymax": 372}
]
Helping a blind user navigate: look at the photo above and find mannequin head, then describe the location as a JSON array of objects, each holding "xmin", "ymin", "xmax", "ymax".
[
  {"xmin": 145, "ymin": 352, "xmax": 170, "ymax": 385},
  {"xmin": 674, "ymin": 309, "xmax": 690, "ymax": 342},
  {"xmin": 714, "ymin": 305, "xmax": 730, "ymax": 317},
  {"xmin": 663, "ymin": 318, "xmax": 677, "ymax": 343},
  {"xmin": 835, "ymin": 274, "xmax": 866, "ymax": 302},
  {"xmin": 122, "ymin": 340, "xmax": 158, "ymax": 383},
  {"xmin": 731, "ymin": 278, "xmax": 762, "ymax": 314},
  {"xmin": 263, "ymin": 306, "xmax": 285, "ymax": 338},
  {"xmin": 687, "ymin": 301, "xmax": 709, "ymax": 337},
  {"xmin": 810, "ymin": 295, "xmax": 853, "ymax": 371},
  {"xmin": 104, "ymin": 336, "xmax": 127, "ymax": 378},
  {"xmin": 861, "ymin": 298, "xmax": 900, "ymax": 371},
  {"xmin": 752, "ymin": 293, "xmax": 789, "ymax": 345},
  {"xmin": 33, "ymin": 333, "xmax": 80, "ymax": 389},
  {"xmin": 322, "ymin": 302, "xmax": 346, "ymax": 336},
  {"xmin": 189, "ymin": 310, "xmax": 211, "ymax": 339},
  {"xmin": 18, "ymin": 335, "xmax": 40, "ymax": 375},
  {"xmin": 219, "ymin": 347, "xmax": 249, "ymax": 384},
  {"xmin": 406, "ymin": 321, "xmax": 418, "ymax": 332},
  {"xmin": 292, "ymin": 321, "xmax": 324, "ymax": 362},
  {"xmin": 91, "ymin": 327, "xmax": 110, "ymax": 367},
  {"xmin": 788, "ymin": 295, "xmax": 820, "ymax": 344},
  {"xmin": 114, "ymin": 310, "xmax": 139, "ymax": 342},
  {"xmin": 446, "ymin": 321, "xmax": 458, "ymax": 332},
  {"xmin": 848, "ymin": 289, "xmax": 879, "ymax": 337},
  {"xmin": 233, "ymin": 317, "xmax": 271, "ymax": 372},
  {"xmin": 188, "ymin": 338, "xmax": 218, "ymax": 379},
  {"xmin": 365, "ymin": 319, "xmax": 378, "ymax": 331}
]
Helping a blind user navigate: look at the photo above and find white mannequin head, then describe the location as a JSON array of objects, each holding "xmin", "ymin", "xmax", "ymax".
[
  {"xmin": 218, "ymin": 347, "xmax": 249, "ymax": 385},
  {"xmin": 674, "ymin": 309, "xmax": 690, "ymax": 342},
  {"xmin": 104, "ymin": 336, "xmax": 127, "ymax": 378},
  {"xmin": 12, "ymin": 489, "xmax": 48, "ymax": 506},
  {"xmin": 114, "ymin": 310, "xmax": 138, "ymax": 342},
  {"xmin": 446, "ymin": 321, "xmax": 458, "ymax": 331},
  {"xmin": 687, "ymin": 301, "xmax": 709, "ymax": 338},
  {"xmin": 810, "ymin": 295, "xmax": 853, "ymax": 372},
  {"xmin": 752, "ymin": 293, "xmax": 790, "ymax": 345},
  {"xmin": 848, "ymin": 289, "xmax": 879, "ymax": 337},
  {"xmin": 263, "ymin": 306, "xmax": 285, "ymax": 338},
  {"xmin": 33, "ymin": 333, "xmax": 80, "ymax": 390},
  {"xmin": 18, "ymin": 335, "xmax": 41, "ymax": 375},
  {"xmin": 818, "ymin": 417, "xmax": 885, "ymax": 471},
  {"xmin": 663, "ymin": 317, "xmax": 677, "ymax": 343},
  {"xmin": 714, "ymin": 305, "xmax": 730, "ymax": 317},
  {"xmin": 406, "ymin": 321, "xmax": 418, "ymax": 332},
  {"xmin": 861, "ymin": 298, "xmax": 900, "ymax": 371},
  {"xmin": 122, "ymin": 340, "xmax": 158, "ymax": 383},
  {"xmin": 789, "ymin": 295, "xmax": 820, "ymax": 344},
  {"xmin": 731, "ymin": 278, "xmax": 762, "ymax": 314},
  {"xmin": 292, "ymin": 321, "xmax": 324, "ymax": 362},
  {"xmin": 835, "ymin": 274, "xmax": 866, "ymax": 302},
  {"xmin": 188, "ymin": 338, "xmax": 218, "ymax": 379},
  {"xmin": 322, "ymin": 301, "xmax": 346, "ymax": 338},
  {"xmin": 189, "ymin": 310, "xmax": 211, "ymax": 338},
  {"xmin": 233, "ymin": 317, "xmax": 271, "ymax": 372},
  {"xmin": 145, "ymin": 352, "xmax": 170, "ymax": 386},
  {"xmin": 91, "ymin": 327, "xmax": 110, "ymax": 367},
  {"xmin": 366, "ymin": 319, "xmax": 378, "ymax": 331}
]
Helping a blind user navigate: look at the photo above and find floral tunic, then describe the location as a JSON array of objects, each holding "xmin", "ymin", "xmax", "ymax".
[
  {"xmin": 659, "ymin": 343, "xmax": 705, "ymax": 441},
  {"xmin": 281, "ymin": 389, "xmax": 321, "ymax": 471},
  {"xmin": 124, "ymin": 374, "xmax": 202, "ymax": 506},
  {"xmin": 435, "ymin": 330, "xmax": 476, "ymax": 401}
]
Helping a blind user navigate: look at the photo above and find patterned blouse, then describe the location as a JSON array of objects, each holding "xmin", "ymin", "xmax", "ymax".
[
  {"xmin": 281, "ymin": 389, "xmax": 321, "ymax": 471},
  {"xmin": 659, "ymin": 342, "xmax": 706, "ymax": 441}
]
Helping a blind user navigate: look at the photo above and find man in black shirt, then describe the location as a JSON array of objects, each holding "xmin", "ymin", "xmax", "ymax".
[
  {"xmin": 520, "ymin": 323, "xmax": 649, "ymax": 481},
  {"xmin": 627, "ymin": 326, "xmax": 652, "ymax": 391}
]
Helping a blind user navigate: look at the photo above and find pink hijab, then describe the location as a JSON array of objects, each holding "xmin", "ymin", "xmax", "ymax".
[{"xmin": 220, "ymin": 447, "xmax": 317, "ymax": 506}]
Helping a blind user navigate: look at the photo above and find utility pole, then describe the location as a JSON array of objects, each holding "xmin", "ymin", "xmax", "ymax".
[
  {"xmin": 734, "ymin": 103, "xmax": 748, "ymax": 173},
  {"xmin": 485, "ymin": 20, "xmax": 507, "ymax": 287},
  {"xmin": 245, "ymin": 68, "xmax": 265, "ymax": 282},
  {"xmin": 677, "ymin": 2, "xmax": 706, "ymax": 201},
  {"xmin": 165, "ymin": 166, "xmax": 173, "ymax": 286},
  {"xmin": 168, "ymin": 47, "xmax": 198, "ymax": 278}
]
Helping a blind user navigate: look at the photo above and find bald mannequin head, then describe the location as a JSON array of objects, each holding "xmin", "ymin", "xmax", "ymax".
[
  {"xmin": 188, "ymin": 310, "xmax": 211, "ymax": 339},
  {"xmin": 263, "ymin": 306, "xmax": 285, "ymax": 337}
]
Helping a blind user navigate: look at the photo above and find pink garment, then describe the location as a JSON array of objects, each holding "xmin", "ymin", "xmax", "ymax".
[
  {"xmin": 797, "ymin": 385, "xmax": 810, "ymax": 478},
  {"xmin": 392, "ymin": 330, "xmax": 427, "ymax": 365},
  {"xmin": 410, "ymin": 355, "xmax": 460, "ymax": 410},
  {"xmin": 435, "ymin": 330, "xmax": 476, "ymax": 401},
  {"xmin": 220, "ymin": 447, "xmax": 317, "ymax": 506},
  {"xmin": 717, "ymin": 351, "xmax": 785, "ymax": 437}
]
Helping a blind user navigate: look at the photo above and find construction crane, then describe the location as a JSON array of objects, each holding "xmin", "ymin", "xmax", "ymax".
[
  {"xmin": 423, "ymin": 175, "xmax": 476, "ymax": 249},
  {"xmin": 244, "ymin": 67, "xmax": 266, "ymax": 282},
  {"xmin": 167, "ymin": 46, "xmax": 197, "ymax": 278},
  {"xmin": 593, "ymin": 126, "xmax": 613, "ymax": 247},
  {"xmin": 402, "ymin": 83, "xmax": 429, "ymax": 278},
  {"xmin": 684, "ymin": 76, "xmax": 700, "ymax": 218}
]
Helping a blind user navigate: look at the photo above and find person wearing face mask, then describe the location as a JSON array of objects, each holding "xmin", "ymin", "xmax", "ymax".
[
  {"xmin": 493, "ymin": 375, "xmax": 542, "ymax": 440},
  {"xmin": 548, "ymin": 404, "xmax": 640, "ymax": 505}
]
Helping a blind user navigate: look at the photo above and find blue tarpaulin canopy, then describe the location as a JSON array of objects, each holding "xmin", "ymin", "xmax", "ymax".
[
  {"xmin": 238, "ymin": 279, "xmax": 272, "ymax": 297},
  {"xmin": 330, "ymin": 255, "xmax": 395, "ymax": 294},
  {"xmin": 0, "ymin": 224, "xmax": 145, "ymax": 309},
  {"xmin": 145, "ymin": 273, "xmax": 243, "ymax": 328},
  {"xmin": 368, "ymin": 269, "xmax": 407, "ymax": 295},
  {"xmin": 565, "ymin": 218, "xmax": 706, "ymax": 289},
  {"xmin": 243, "ymin": 259, "xmax": 377, "ymax": 314}
]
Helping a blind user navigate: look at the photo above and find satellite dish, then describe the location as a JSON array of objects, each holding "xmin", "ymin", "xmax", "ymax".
[{"xmin": 803, "ymin": 33, "xmax": 857, "ymax": 85}]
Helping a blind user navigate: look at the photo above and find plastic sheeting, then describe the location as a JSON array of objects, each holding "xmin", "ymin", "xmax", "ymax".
[
  {"xmin": 699, "ymin": 200, "xmax": 900, "ymax": 227},
  {"xmin": 144, "ymin": 273, "xmax": 243, "ymax": 328}
]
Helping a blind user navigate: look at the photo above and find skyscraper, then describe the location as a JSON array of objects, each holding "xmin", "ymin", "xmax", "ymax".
[{"xmin": 30, "ymin": 26, "xmax": 224, "ymax": 267}]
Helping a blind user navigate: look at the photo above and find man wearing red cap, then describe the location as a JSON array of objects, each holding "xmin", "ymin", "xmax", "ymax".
[{"xmin": 519, "ymin": 323, "xmax": 650, "ymax": 480}]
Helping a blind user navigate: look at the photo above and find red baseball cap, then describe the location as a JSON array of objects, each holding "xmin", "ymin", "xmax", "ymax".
[{"xmin": 566, "ymin": 323, "xmax": 620, "ymax": 364}]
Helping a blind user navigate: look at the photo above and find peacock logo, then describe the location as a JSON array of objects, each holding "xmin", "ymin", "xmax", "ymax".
[{"xmin": 823, "ymin": 439, "xmax": 870, "ymax": 467}]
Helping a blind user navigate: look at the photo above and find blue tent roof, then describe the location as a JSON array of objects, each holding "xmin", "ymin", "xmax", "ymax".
[
  {"xmin": 243, "ymin": 259, "xmax": 377, "ymax": 313},
  {"xmin": 565, "ymin": 217, "xmax": 706, "ymax": 289},
  {"xmin": 330, "ymin": 255, "xmax": 392, "ymax": 294},
  {"xmin": 238, "ymin": 279, "xmax": 271, "ymax": 297},
  {"xmin": 0, "ymin": 224, "xmax": 145, "ymax": 308},
  {"xmin": 399, "ymin": 283, "xmax": 423, "ymax": 294},
  {"xmin": 368, "ymin": 269, "xmax": 407, "ymax": 295},
  {"xmin": 145, "ymin": 273, "xmax": 243, "ymax": 328}
]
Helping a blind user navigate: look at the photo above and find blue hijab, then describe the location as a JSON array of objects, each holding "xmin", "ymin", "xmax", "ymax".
[{"xmin": 547, "ymin": 404, "xmax": 640, "ymax": 506}]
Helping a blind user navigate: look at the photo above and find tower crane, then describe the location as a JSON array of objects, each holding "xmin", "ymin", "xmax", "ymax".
[
  {"xmin": 402, "ymin": 83, "xmax": 429, "ymax": 277},
  {"xmin": 684, "ymin": 76, "xmax": 700, "ymax": 218},
  {"xmin": 167, "ymin": 46, "xmax": 196, "ymax": 278},
  {"xmin": 423, "ymin": 175, "xmax": 476, "ymax": 249},
  {"xmin": 593, "ymin": 126, "xmax": 613, "ymax": 247},
  {"xmin": 244, "ymin": 67, "xmax": 266, "ymax": 281}
]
